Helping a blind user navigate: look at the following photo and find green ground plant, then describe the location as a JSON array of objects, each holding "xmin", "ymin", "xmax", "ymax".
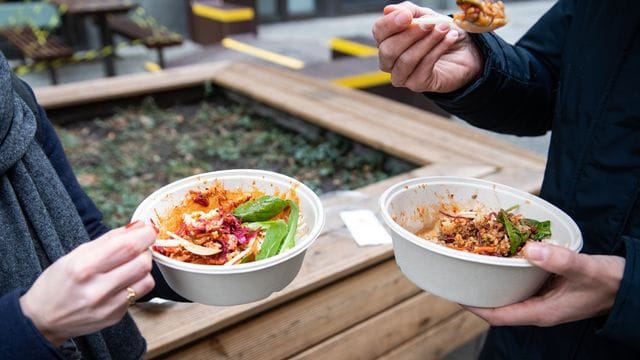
[{"xmin": 57, "ymin": 97, "xmax": 416, "ymax": 227}]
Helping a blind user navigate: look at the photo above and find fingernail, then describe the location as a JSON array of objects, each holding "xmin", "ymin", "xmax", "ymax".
[
  {"xmin": 525, "ymin": 243, "xmax": 549, "ymax": 262},
  {"xmin": 436, "ymin": 23, "xmax": 450, "ymax": 32},
  {"xmin": 125, "ymin": 220, "xmax": 143, "ymax": 230},
  {"xmin": 447, "ymin": 30, "xmax": 459, "ymax": 40},
  {"xmin": 394, "ymin": 12, "xmax": 411, "ymax": 26}
]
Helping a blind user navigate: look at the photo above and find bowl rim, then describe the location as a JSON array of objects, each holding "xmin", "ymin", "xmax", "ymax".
[
  {"xmin": 132, "ymin": 169, "xmax": 325, "ymax": 274},
  {"xmin": 379, "ymin": 176, "xmax": 583, "ymax": 267}
]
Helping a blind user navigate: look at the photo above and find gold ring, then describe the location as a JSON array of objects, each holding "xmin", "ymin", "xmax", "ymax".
[{"xmin": 126, "ymin": 287, "xmax": 137, "ymax": 306}]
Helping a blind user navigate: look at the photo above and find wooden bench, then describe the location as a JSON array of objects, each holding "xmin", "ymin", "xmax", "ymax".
[
  {"xmin": 107, "ymin": 14, "xmax": 183, "ymax": 68},
  {"xmin": 0, "ymin": 26, "xmax": 73, "ymax": 84}
]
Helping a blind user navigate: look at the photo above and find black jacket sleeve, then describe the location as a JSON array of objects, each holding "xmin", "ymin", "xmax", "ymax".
[{"xmin": 426, "ymin": 0, "xmax": 576, "ymax": 136}]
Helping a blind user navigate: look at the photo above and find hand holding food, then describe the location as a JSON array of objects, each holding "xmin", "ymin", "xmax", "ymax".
[
  {"xmin": 19, "ymin": 222, "xmax": 156, "ymax": 346},
  {"xmin": 467, "ymin": 242, "xmax": 625, "ymax": 327},
  {"xmin": 373, "ymin": 1, "xmax": 484, "ymax": 93}
]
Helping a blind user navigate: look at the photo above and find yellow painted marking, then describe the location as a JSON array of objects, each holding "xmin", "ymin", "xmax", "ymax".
[
  {"xmin": 192, "ymin": 3, "xmax": 254, "ymax": 22},
  {"xmin": 329, "ymin": 38, "xmax": 378, "ymax": 57},
  {"xmin": 332, "ymin": 71, "xmax": 391, "ymax": 88},
  {"xmin": 144, "ymin": 62, "xmax": 162, "ymax": 73},
  {"xmin": 222, "ymin": 38, "xmax": 305, "ymax": 70}
]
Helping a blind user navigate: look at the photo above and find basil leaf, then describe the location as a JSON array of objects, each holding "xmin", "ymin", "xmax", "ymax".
[
  {"xmin": 524, "ymin": 219, "xmax": 552, "ymax": 240},
  {"xmin": 279, "ymin": 200, "xmax": 299, "ymax": 253},
  {"xmin": 249, "ymin": 220, "xmax": 288, "ymax": 260},
  {"xmin": 233, "ymin": 196, "xmax": 289, "ymax": 222},
  {"xmin": 497, "ymin": 209, "xmax": 525, "ymax": 256}
]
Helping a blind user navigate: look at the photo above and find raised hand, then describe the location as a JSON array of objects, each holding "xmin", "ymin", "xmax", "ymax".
[{"xmin": 372, "ymin": 1, "xmax": 484, "ymax": 93}]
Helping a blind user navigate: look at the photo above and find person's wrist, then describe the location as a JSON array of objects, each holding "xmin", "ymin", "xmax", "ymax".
[{"xmin": 19, "ymin": 293, "xmax": 66, "ymax": 346}]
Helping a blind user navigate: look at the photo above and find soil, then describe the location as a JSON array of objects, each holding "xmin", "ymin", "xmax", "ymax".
[{"xmin": 56, "ymin": 94, "xmax": 416, "ymax": 227}]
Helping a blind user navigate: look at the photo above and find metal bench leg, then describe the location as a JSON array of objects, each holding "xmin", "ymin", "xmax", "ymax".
[
  {"xmin": 157, "ymin": 47, "xmax": 166, "ymax": 68},
  {"xmin": 48, "ymin": 64, "xmax": 59, "ymax": 85}
]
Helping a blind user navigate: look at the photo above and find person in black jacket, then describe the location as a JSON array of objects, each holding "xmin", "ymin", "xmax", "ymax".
[
  {"xmin": 373, "ymin": 1, "xmax": 639, "ymax": 358},
  {"xmin": 0, "ymin": 51, "xmax": 186, "ymax": 359}
]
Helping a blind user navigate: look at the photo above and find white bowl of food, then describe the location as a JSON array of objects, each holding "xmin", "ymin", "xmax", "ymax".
[
  {"xmin": 131, "ymin": 169, "xmax": 324, "ymax": 306},
  {"xmin": 379, "ymin": 176, "xmax": 582, "ymax": 307}
]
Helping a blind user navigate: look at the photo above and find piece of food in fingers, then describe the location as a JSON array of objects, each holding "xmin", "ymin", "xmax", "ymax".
[{"xmin": 453, "ymin": 0, "xmax": 507, "ymax": 33}]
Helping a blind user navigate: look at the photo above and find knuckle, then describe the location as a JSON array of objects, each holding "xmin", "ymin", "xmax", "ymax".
[
  {"xmin": 395, "ymin": 52, "xmax": 410, "ymax": 68},
  {"xmin": 66, "ymin": 261, "xmax": 95, "ymax": 283},
  {"xmin": 377, "ymin": 42, "xmax": 393, "ymax": 61},
  {"xmin": 120, "ymin": 239, "xmax": 142, "ymax": 259},
  {"xmin": 83, "ymin": 291, "xmax": 106, "ymax": 309},
  {"xmin": 390, "ymin": 75, "xmax": 404, "ymax": 88}
]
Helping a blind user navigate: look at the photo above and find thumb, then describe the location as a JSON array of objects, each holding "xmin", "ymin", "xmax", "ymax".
[{"xmin": 524, "ymin": 242, "xmax": 586, "ymax": 279}]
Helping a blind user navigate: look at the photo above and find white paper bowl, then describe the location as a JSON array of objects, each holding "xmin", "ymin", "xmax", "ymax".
[
  {"xmin": 379, "ymin": 176, "xmax": 582, "ymax": 307},
  {"xmin": 131, "ymin": 169, "xmax": 324, "ymax": 306}
]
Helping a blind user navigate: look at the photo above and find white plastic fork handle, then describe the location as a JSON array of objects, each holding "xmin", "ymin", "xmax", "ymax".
[{"xmin": 411, "ymin": 16, "xmax": 454, "ymax": 25}]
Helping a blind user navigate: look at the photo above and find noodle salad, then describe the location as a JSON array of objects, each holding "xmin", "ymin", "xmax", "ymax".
[
  {"xmin": 417, "ymin": 205, "xmax": 551, "ymax": 257},
  {"xmin": 152, "ymin": 181, "xmax": 301, "ymax": 265}
]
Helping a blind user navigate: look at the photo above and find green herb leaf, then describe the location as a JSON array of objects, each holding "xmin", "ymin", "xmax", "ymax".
[
  {"xmin": 233, "ymin": 196, "xmax": 289, "ymax": 222},
  {"xmin": 497, "ymin": 209, "xmax": 525, "ymax": 256},
  {"xmin": 249, "ymin": 220, "xmax": 288, "ymax": 260},
  {"xmin": 524, "ymin": 219, "xmax": 552, "ymax": 240},
  {"xmin": 279, "ymin": 200, "xmax": 299, "ymax": 253}
]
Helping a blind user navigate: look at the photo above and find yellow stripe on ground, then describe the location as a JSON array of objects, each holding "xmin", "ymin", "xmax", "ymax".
[
  {"xmin": 144, "ymin": 62, "xmax": 162, "ymax": 73},
  {"xmin": 332, "ymin": 71, "xmax": 391, "ymax": 88},
  {"xmin": 330, "ymin": 38, "xmax": 378, "ymax": 57},
  {"xmin": 192, "ymin": 3, "xmax": 254, "ymax": 22},
  {"xmin": 222, "ymin": 38, "xmax": 305, "ymax": 70}
]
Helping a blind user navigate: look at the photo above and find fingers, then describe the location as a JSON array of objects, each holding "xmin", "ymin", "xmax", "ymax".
[
  {"xmin": 75, "ymin": 222, "xmax": 156, "ymax": 275},
  {"xmin": 466, "ymin": 295, "xmax": 554, "ymax": 327},
  {"xmin": 524, "ymin": 243, "xmax": 590, "ymax": 279},
  {"xmin": 373, "ymin": 2, "xmax": 438, "ymax": 44},
  {"xmin": 122, "ymin": 272, "xmax": 155, "ymax": 305},
  {"xmin": 104, "ymin": 250, "xmax": 154, "ymax": 298},
  {"xmin": 390, "ymin": 24, "xmax": 457, "ymax": 88},
  {"xmin": 68, "ymin": 249, "xmax": 154, "ymax": 310}
]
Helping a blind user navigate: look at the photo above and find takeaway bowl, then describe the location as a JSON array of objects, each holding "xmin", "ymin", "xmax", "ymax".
[
  {"xmin": 131, "ymin": 169, "xmax": 324, "ymax": 306},
  {"xmin": 379, "ymin": 176, "xmax": 582, "ymax": 307}
]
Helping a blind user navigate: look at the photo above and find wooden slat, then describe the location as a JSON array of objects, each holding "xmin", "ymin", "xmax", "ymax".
[
  {"xmin": 107, "ymin": 15, "xmax": 183, "ymax": 48},
  {"xmin": 131, "ymin": 164, "xmax": 497, "ymax": 357},
  {"xmin": 379, "ymin": 311, "xmax": 489, "ymax": 360},
  {"xmin": 161, "ymin": 260, "xmax": 420, "ymax": 359},
  {"xmin": 291, "ymin": 293, "xmax": 461, "ymax": 360},
  {"xmin": 34, "ymin": 60, "xmax": 545, "ymax": 172},
  {"xmin": 207, "ymin": 62, "xmax": 546, "ymax": 171},
  {"xmin": 34, "ymin": 61, "xmax": 232, "ymax": 109}
]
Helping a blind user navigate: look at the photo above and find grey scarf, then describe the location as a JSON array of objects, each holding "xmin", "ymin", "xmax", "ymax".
[{"xmin": 0, "ymin": 54, "xmax": 145, "ymax": 359}]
